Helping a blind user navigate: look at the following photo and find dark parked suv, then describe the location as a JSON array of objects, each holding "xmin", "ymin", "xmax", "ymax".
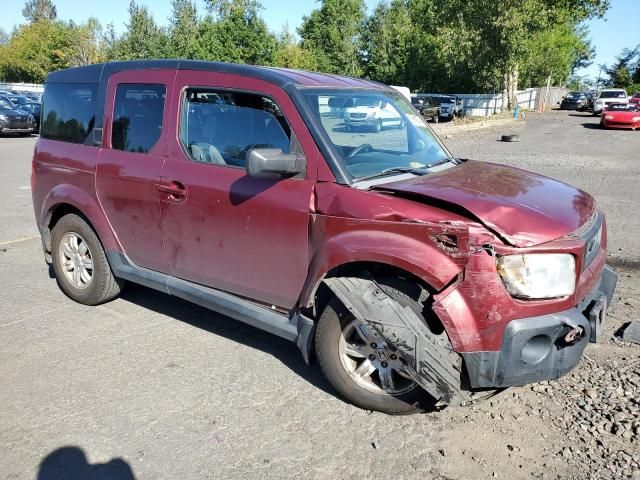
[{"xmin": 32, "ymin": 60, "xmax": 616, "ymax": 414}]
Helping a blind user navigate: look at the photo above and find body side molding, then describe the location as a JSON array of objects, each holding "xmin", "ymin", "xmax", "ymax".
[{"xmin": 106, "ymin": 252, "xmax": 300, "ymax": 342}]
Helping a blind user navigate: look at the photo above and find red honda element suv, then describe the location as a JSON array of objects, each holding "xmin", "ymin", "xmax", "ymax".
[{"xmin": 32, "ymin": 60, "xmax": 616, "ymax": 413}]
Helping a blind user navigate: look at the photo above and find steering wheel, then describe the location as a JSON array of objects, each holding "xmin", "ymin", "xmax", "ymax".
[{"xmin": 346, "ymin": 143, "xmax": 374, "ymax": 160}]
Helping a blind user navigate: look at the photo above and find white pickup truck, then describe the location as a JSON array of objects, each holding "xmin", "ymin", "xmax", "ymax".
[{"xmin": 593, "ymin": 89, "xmax": 628, "ymax": 115}]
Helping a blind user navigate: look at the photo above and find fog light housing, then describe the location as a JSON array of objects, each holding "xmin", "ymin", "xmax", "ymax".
[{"xmin": 521, "ymin": 335, "xmax": 551, "ymax": 364}]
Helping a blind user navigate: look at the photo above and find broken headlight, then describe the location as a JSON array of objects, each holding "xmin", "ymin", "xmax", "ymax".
[{"xmin": 496, "ymin": 253, "xmax": 575, "ymax": 299}]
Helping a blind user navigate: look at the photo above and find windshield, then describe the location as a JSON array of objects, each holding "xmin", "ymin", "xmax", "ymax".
[
  {"xmin": 599, "ymin": 91, "xmax": 627, "ymax": 99},
  {"xmin": 352, "ymin": 97, "xmax": 379, "ymax": 107},
  {"xmin": 300, "ymin": 88, "xmax": 451, "ymax": 182},
  {"xmin": 566, "ymin": 92, "xmax": 584, "ymax": 99},
  {"xmin": 607, "ymin": 104, "xmax": 638, "ymax": 111}
]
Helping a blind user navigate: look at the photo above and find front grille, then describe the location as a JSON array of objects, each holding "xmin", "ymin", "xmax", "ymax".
[{"xmin": 349, "ymin": 113, "xmax": 367, "ymax": 119}]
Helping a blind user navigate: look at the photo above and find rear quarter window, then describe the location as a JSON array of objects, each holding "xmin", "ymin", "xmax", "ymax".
[{"xmin": 41, "ymin": 83, "xmax": 97, "ymax": 144}]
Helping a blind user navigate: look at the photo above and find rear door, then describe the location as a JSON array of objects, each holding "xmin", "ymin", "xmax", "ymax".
[
  {"xmin": 160, "ymin": 71, "xmax": 320, "ymax": 309},
  {"xmin": 96, "ymin": 69, "xmax": 175, "ymax": 272}
]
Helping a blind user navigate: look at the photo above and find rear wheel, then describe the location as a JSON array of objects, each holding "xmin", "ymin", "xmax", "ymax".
[
  {"xmin": 315, "ymin": 278, "xmax": 444, "ymax": 414},
  {"xmin": 51, "ymin": 214, "xmax": 123, "ymax": 305},
  {"xmin": 374, "ymin": 119, "xmax": 382, "ymax": 132}
]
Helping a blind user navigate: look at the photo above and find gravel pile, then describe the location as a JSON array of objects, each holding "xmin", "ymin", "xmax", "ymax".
[{"xmin": 534, "ymin": 354, "xmax": 640, "ymax": 478}]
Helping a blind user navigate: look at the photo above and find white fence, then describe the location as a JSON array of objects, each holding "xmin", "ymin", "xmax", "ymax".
[
  {"xmin": 0, "ymin": 82, "xmax": 44, "ymax": 93},
  {"xmin": 418, "ymin": 86, "xmax": 569, "ymax": 117},
  {"xmin": 0, "ymin": 81, "xmax": 568, "ymax": 117}
]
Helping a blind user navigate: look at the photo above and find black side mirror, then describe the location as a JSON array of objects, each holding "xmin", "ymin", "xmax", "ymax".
[{"xmin": 246, "ymin": 148, "xmax": 305, "ymax": 179}]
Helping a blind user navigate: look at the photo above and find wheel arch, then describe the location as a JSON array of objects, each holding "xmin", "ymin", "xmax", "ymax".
[
  {"xmin": 297, "ymin": 259, "xmax": 450, "ymax": 365},
  {"xmin": 40, "ymin": 185, "xmax": 121, "ymax": 258}
]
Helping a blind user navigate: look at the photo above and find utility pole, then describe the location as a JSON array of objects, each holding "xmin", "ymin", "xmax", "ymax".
[{"xmin": 596, "ymin": 66, "xmax": 603, "ymax": 92}]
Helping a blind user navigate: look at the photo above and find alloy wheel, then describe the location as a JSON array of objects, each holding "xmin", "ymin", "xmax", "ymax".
[
  {"xmin": 338, "ymin": 319, "xmax": 417, "ymax": 395},
  {"xmin": 58, "ymin": 232, "xmax": 94, "ymax": 289}
]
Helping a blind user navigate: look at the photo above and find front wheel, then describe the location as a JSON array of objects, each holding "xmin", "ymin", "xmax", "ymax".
[
  {"xmin": 315, "ymin": 279, "xmax": 446, "ymax": 414},
  {"xmin": 51, "ymin": 214, "xmax": 123, "ymax": 305}
]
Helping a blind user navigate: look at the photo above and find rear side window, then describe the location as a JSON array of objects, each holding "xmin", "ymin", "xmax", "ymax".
[
  {"xmin": 179, "ymin": 88, "xmax": 291, "ymax": 168},
  {"xmin": 112, "ymin": 84, "xmax": 166, "ymax": 154},
  {"xmin": 41, "ymin": 83, "xmax": 97, "ymax": 144}
]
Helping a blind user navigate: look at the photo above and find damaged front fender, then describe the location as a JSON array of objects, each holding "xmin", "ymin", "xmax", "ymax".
[{"xmin": 323, "ymin": 276, "xmax": 478, "ymax": 406}]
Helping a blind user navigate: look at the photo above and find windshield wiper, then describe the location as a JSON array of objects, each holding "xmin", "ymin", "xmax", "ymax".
[
  {"xmin": 424, "ymin": 157, "xmax": 462, "ymax": 169},
  {"xmin": 354, "ymin": 166, "xmax": 428, "ymax": 183},
  {"xmin": 354, "ymin": 158, "xmax": 462, "ymax": 184}
]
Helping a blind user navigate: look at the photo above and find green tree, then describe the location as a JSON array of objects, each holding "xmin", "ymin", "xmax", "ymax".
[
  {"xmin": 68, "ymin": 18, "xmax": 104, "ymax": 66},
  {"xmin": 361, "ymin": 0, "xmax": 412, "ymax": 85},
  {"xmin": 167, "ymin": 0, "xmax": 199, "ymax": 58},
  {"xmin": 272, "ymin": 27, "xmax": 318, "ymax": 70},
  {"xmin": 396, "ymin": 0, "xmax": 608, "ymax": 99},
  {"xmin": 22, "ymin": 0, "xmax": 57, "ymax": 23},
  {"xmin": 520, "ymin": 23, "xmax": 594, "ymax": 87},
  {"xmin": 191, "ymin": 0, "xmax": 277, "ymax": 64},
  {"xmin": 602, "ymin": 46, "xmax": 639, "ymax": 88},
  {"xmin": 109, "ymin": 1, "xmax": 169, "ymax": 60},
  {"xmin": 0, "ymin": 20, "xmax": 73, "ymax": 82},
  {"xmin": 298, "ymin": 0, "xmax": 366, "ymax": 76}
]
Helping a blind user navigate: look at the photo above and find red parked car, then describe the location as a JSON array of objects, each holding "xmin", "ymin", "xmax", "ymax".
[
  {"xmin": 32, "ymin": 60, "xmax": 616, "ymax": 414},
  {"xmin": 600, "ymin": 103, "xmax": 640, "ymax": 130},
  {"xmin": 629, "ymin": 92, "xmax": 640, "ymax": 107}
]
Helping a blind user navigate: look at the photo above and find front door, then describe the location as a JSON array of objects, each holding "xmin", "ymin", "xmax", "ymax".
[
  {"xmin": 96, "ymin": 70, "xmax": 175, "ymax": 272},
  {"xmin": 160, "ymin": 71, "xmax": 320, "ymax": 309}
]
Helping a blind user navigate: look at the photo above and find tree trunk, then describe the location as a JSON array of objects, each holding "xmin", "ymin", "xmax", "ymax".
[{"xmin": 505, "ymin": 66, "xmax": 519, "ymax": 110}]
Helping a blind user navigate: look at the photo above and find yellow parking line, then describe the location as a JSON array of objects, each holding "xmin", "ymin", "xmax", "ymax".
[{"xmin": 0, "ymin": 235, "xmax": 40, "ymax": 246}]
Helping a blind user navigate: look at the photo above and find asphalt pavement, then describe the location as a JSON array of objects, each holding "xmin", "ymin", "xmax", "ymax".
[{"xmin": 1, "ymin": 111, "xmax": 638, "ymax": 479}]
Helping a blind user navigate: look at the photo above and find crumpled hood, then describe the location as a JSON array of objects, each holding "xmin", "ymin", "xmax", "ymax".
[{"xmin": 373, "ymin": 160, "xmax": 595, "ymax": 247}]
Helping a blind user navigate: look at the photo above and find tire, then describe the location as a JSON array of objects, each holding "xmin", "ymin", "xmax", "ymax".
[
  {"xmin": 501, "ymin": 134, "xmax": 520, "ymax": 142},
  {"xmin": 374, "ymin": 119, "xmax": 382, "ymax": 133},
  {"xmin": 51, "ymin": 213, "xmax": 123, "ymax": 305},
  {"xmin": 433, "ymin": 114, "xmax": 439, "ymax": 123},
  {"xmin": 315, "ymin": 277, "xmax": 443, "ymax": 414},
  {"xmin": 344, "ymin": 124, "xmax": 352, "ymax": 132}
]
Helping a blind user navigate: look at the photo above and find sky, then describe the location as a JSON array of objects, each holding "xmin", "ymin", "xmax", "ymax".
[{"xmin": 1, "ymin": 0, "xmax": 638, "ymax": 83}]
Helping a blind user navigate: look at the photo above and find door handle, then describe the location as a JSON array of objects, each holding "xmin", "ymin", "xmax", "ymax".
[{"xmin": 157, "ymin": 180, "xmax": 187, "ymax": 201}]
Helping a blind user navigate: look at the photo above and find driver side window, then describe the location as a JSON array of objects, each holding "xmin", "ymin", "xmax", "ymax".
[{"xmin": 180, "ymin": 88, "xmax": 292, "ymax": 168}]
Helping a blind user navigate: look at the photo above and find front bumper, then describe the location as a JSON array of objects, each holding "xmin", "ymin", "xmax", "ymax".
[
  {"xmin": 561, "ymin": 103, "xmax": 585, "ymax": 110},
  {"xmin": 462, "ymin": 265, "xmax": 617, "ymax": 389},
  {"xmin": 344, "ymin": 118, "xmax": 375, "ymax": 127},
  {"xmin": 0, "ymin": 120, "xmax": 35, "ymax": 133},
  {"xmin": 602, "ymin": 121, "xmax": 640, "ymax": 130}
]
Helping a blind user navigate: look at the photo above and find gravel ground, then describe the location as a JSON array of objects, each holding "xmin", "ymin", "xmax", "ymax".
[
  {"xmin": 1, "ymin": 110, "xmax": 639, "ymax": 479},
  {"xmin": 433, "ymin": 110, "xmax": 640, "ymax": 480}
]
